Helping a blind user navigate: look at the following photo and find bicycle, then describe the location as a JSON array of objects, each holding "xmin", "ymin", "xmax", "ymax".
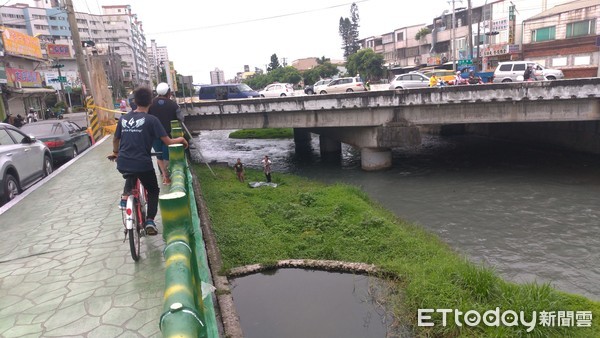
[
  {"xmin": 120, "ymin": 172, "xmax": 147, "ymax": 261},
  {"xmin": 108, "ymin": 153, "xmax": 159, "ymax": 261}
]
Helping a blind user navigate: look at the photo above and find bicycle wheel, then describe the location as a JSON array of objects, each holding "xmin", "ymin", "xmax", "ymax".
[
  {"xmin": 137, "ymin": 181, "xmax": 147, "ymax": 224},
  {"xmin": 128, "ymin": 198, "xmax": 141, "ymax": 261}
]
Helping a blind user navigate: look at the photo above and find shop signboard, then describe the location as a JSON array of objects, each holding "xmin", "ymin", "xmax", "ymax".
[
  {"xmin": 0, "ymin": 64, "xmax": 6, "ymax": 84},
  {"xmin": 1, "ymin": 28, "xmax": 42, "ymax": 59},
  {"xmin": 47, "ymin": 44, "xmax": 70, "ymax": 58},
  {"xmin": 483, "ymin": 44, "xmax": 509, "ymax": 57},
  {"xmin": 6, "ymin": 68, "xmax": 43, "ymax": 87}
]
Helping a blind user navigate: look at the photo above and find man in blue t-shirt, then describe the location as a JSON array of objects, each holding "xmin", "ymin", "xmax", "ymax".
[{"xmin": 112, "ymin": 86, "xmax": 188, "ymax": 235}]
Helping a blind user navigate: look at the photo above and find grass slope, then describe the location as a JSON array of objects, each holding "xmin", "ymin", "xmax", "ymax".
[
  {"xmin": 228, "ymin": 128, "xmax": 293, "ymax": 139},
  {"xmin": 196, "ymin": 165, "xmax": 599, "ymax": 337}
]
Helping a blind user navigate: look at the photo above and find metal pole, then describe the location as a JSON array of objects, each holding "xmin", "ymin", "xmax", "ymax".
[
  {"xmin": 451, "ymin": 0, "xmax": 456, "ymax": 71},
  {"xmin": 64, "ymin": 0, "xmax": 93, "ymax": 96}
]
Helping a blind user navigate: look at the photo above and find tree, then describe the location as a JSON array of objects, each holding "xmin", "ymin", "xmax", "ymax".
[
  {"xmin": 338, "ymin": 3, "xmax": 360, "ymax": 60},
  {"xmin": 267, "ymin": 53, "xmax": 281, "ymax": 72},
  {"xmin": 316, "ymin": 56, "xmax": 330, "ymax": 65},
  {"xmin": 243, "ymin": 66, "xmax": 302, "ymax": 90},
  {"xmin": 302, "ymin": 62, "xmax": 339, "ymax": 85},
  {"xmin": 345, "ymin": 49, "xmax": 384, "ymax": 81}
]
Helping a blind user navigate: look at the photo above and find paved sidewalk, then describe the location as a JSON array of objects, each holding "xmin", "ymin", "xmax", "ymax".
[{"xmin": 0, "ymin": 137, "xmax": 167, "ymax": 337}]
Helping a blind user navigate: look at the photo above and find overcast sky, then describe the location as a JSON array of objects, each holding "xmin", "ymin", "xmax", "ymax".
[
  {"xmin": 80, "ymin": 0, "xmax": 483, "ymax": 84},
  {"xmin": 17, "ymin": 0, "xmax": 557, "ymax": 84}
]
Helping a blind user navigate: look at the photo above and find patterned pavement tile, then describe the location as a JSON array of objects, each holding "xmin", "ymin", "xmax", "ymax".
[{"xmin": 0, "ymin": 138, "xmax": 167, "ymax": 337}]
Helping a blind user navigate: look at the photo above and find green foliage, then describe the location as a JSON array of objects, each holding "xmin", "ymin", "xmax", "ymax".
[
  {"xmin": 415, "ymin": 27, "xmax": 431, "ymax": 41},
  {"xmin": 228, "ymin": 128, "xmax": 293, "ymax": 139},
  {"xmin": 195, "ymin": 165, "xmax": 600, "ymax": 337},
  {"xmin": 267, "ymin": 53, "xmax": 281, "ymax": 72},
  {"xmin": 243, "ymin": 66, "xmax": 302, "ymax": 90},
  {"xmin": 345, "ymin": 49, "xmax": 385, "ymax": 81},
  {"xmin": 302, "ymin": 62, "xmax": 339, "ymax": 85},
  {"xmin": 338, "ymin": 3, "xmax": 360, "ymax": 59}
]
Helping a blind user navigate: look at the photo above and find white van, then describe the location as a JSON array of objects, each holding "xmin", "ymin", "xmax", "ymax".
[{"xmin": 493, "ymin": 61, "xmax": 564, "ymax": 83}]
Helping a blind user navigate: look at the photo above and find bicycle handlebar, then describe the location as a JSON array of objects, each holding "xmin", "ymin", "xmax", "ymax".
[{"xmin": 107, "ymin": 151, "xmax": 162, "ymax": 162}]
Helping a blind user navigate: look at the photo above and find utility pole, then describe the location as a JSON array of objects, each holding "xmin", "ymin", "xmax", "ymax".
[
  {"xmin": 64, "ymin": 0, "xmax": 93, "ymax": 96},
  {"xmin": 467, "ymin": 0, "xmax": 473, "ymax": 65},
  {"xmin": 451, "ymin": 0, "xmax": 456, "ymax": 71},
  {"xmin": 50, "ymin": 62, "xmax": 66, "ymax": 105}
]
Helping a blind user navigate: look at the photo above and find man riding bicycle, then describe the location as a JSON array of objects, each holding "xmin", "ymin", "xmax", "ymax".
[{"xmin": 111, "ymin": 86, "xmax": 188, "ymax": 235}]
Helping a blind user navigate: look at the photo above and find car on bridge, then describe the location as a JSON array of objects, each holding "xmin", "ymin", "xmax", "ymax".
[
  {"xmin": 20, "ymin": 120, "xmax": 92, "ymax": 163},
  {"xmin": 493, "ymin": 61, "xmax": 564, "ymax": 83},
  {"xmin": 259, "ymin": 83, "xmax": 296, "ymax": 97},
  {"xmin": 198, "ymin": 84, "xmax": 260, "ymax": 100},
  {"xmin": 304, "ymin": 79, "xmax": 332, "ymax": 95},
  {"xmin": 318, "ymin": 77, "xmax": 367, "ymax": 94},
  {"xmin": 389, "ymin": 73, "xmax": 430, "ymax": 89},
  {"xmin": 0, "ymin": 122, "xmax": 53, "ymax": 204}
]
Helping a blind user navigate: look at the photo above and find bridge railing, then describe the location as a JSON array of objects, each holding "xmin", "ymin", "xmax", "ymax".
[{"xmin": 158, "ymin": 121, "xmax": 219, "ymax": 338}]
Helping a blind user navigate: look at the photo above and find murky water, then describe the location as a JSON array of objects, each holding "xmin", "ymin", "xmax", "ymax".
[
  {"xmin": 194, "ymin": 130, "xmax": 600, "ymax": 300},
  {"xmin": 230, "ymin": 269, "xmax": 397, "ymax": 338}
]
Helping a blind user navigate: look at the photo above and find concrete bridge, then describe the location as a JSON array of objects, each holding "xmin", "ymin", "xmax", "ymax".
[{"xmin": 184, "ymin": 78, "xmax": 600, "ymax": 170}]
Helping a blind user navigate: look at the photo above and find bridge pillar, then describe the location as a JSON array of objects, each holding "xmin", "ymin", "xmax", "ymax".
[
  {"xmin": 319, "ymin": 135, "xmax": 342, "ymax": 158},
  {"xmin": 294, "ymin": 128, "xmax": 312, "ymax": 154},
  {"xmin": 361, "ymin": 147, "xmax": 392, "ymax": 171}
]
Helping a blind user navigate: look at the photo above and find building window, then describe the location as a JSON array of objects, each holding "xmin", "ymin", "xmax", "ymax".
[
  {"xmin": 49, "ymin": 16, "xmax": 57, "ymax": 20},
  {"xmin": 406, "ymin": 46, "xmax": 419, "ymax": 57},
  {"xmin": 566, "ymin": 19, "xmax": 595, "ymax": 38},
  {"xmin": 574, "ymin": 55, "xmax": 591, "ymax": 66},
  {"xmin": 532, "ymin": 26, "xmax": 555, "ymax": 42},
  {"xmin": 552, "ymin": 57, "xmax": 567, "ymax": 67},
  {"xmin": 396, "ymin": 32, "xmax": 404, "ymax": 41},
  {"xmin": 34, "ymin": 24, "xmax": 49, "ymax": 30}
]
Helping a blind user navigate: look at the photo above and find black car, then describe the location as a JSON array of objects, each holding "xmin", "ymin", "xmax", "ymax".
[{"xmin": 20, "ymin": 120, "xmax": 92, "ymax": 163}]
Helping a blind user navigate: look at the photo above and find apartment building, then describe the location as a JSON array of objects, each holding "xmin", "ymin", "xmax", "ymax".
[
  {"xmin": 0, "ymin": 2, "xmax": 149, "ymax": 89},
  {"xmin": 210, "ymin": 68, "xmax": 225, "ymax": 85},
  {"xmin": 148, "ymin": 39, "xmax": 170, "ymax": 86},
  {"xmin": 522, "ymin": 0, "xmax": 599, "ymax": 78},
  {"xmin": 359, "ymin": 0, "xmax": 586, "ymax": 74}
]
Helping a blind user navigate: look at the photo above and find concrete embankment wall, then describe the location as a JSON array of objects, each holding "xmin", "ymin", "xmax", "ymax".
[{"xmin": 423, "ymin": 121, "xmax": 600, "ymax": 154}]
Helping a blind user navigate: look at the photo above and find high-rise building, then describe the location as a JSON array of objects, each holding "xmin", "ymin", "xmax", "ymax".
[
  {"xmin": 147, "ymin": 39, "xmax": 169, "ymax": 86},
  {"xmin": 210, "ymin": 68, "xmax": 225, "ymax": 84},
  {"xmin": 0, "ymin": 2, "xmax": 150, "ymax": 88}
]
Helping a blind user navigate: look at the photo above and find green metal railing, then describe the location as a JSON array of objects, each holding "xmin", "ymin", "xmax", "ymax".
[{"xmin": 158, "ymin": 122, "xmax": 219, "ymax": 338}]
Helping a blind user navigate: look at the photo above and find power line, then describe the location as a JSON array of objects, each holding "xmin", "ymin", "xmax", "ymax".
[{"xmin": 145, "ymin": 0, "xmax": 370, "ymax": 36}]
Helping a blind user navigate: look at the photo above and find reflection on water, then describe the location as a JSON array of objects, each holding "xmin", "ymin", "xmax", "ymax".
[
  {"xmin": 231, "ymin": 269, "xmax": 397, "ymax": 338},
  {"xmin": 195, "ymin": 130, "xmax": 600, "ymax": 300}
]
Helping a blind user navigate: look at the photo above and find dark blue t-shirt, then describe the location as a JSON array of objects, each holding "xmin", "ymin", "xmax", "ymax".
[{"xmin": 115, "ymin": 111, "xmax": 167, "ymax": 172}]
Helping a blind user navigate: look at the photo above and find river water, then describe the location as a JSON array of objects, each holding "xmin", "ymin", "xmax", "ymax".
[{"xmin": 194, "ymin": 130, "xmax": 600, "ymax": 301}]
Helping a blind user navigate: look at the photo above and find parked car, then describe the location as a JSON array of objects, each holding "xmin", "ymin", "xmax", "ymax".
[
  {"xmin": 198, "ymin": 84, "xmax": 260, "ymax": 100},
  {"xmin": 319, "ymin": 77, "xmax": 366, "ymax": 94},
  {"xmin": 493, "ymin": 61, "xmax": 564, "ymax": 83},
  {"xmin": 389, "ymin": 73, "xmax": 430, "ymax": 89},
  {"xmin": 259, "ymin": 83, "xmax": 295, "ymax": 97},
  {"xmin": 304, "ymin": 79, "xmax": 332, "ymax": 95},
  {"xmin": 0, "ymin": 122, "xmax": 53, "ymax": 204},
  {"xmin": 20, "ymin": 120, "xmax": 92, "ymax": 163}
]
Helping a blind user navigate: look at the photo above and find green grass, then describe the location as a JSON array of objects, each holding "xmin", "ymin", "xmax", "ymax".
[
  {"xmin": 195, "ymin": 165, "xmax": 600, "ymax": 337},
  {"xmin": 228, "ymin": 128, "xmax": 293, "ymax": 139}
]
